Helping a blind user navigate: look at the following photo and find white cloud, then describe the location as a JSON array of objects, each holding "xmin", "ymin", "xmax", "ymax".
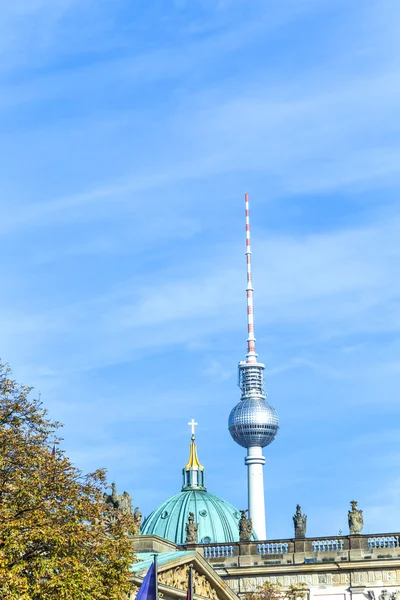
[
  {"xmin": 203, "ymin": 359, "xmax": 234, "ymax": 381},
  {"xmin": 3, "ymin": 207, "xmax": 398, "ymax": 377}
]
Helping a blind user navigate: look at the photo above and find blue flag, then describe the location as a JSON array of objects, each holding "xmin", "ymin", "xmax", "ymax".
[{"xmin": 136, "ymin": 561, "xmax": 157, "ymax": 600}]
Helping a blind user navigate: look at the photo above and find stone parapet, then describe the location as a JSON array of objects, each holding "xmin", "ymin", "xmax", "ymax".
[{"xmin": 183, "ymin": 532, "xmax": 400, "ymax": 568}]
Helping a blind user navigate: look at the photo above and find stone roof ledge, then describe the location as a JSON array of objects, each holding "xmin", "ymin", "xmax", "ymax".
[{"xmin": 132, "ymin": 533, "xmax": 179, "ymax": 554}]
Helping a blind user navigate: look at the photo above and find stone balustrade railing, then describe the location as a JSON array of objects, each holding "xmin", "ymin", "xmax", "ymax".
[
  {"xmin": 257, "ymin": 543, "xmax": 289, "ymax": 555},
  {"xmin": 368, "ymin": 536, "xmax": 399, "ymax": 549},
  {"xmin": 184, "ymin": 532, "xmax": 400, "ymax": 566},
  {"xmin": 203, "ymin": 545, "xmax": 235, "ymax": 559},
  {"xmin": 311, "ymin": 539, "xmax": 345, "ymax": 552}
]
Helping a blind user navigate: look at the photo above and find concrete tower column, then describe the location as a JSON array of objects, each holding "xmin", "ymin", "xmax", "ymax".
[{"xmin": 245, "ymin": 446, "xmax": 266, "ymax": 540}]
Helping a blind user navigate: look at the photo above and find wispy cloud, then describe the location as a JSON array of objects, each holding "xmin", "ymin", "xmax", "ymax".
[{"xmin": 3, "ymin": 206, "xmax": 399, "ymax": 390}]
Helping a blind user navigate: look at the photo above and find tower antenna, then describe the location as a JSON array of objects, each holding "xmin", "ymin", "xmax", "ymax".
[{"xmin": 245, "ymin": 193, "xmax": 257, "ymax": 363}]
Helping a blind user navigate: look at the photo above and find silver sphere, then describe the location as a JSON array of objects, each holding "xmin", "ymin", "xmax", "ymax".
[{"xmin": 228, "ymin": 399, "xmax": 279, "ymax": 448}]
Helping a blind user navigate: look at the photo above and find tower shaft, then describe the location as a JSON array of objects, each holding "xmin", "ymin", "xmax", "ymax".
[{"xmin": 245, "ymin": 446, "xmax": 266, "ymax": 540}]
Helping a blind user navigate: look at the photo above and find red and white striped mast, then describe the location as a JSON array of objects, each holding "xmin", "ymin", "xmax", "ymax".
[{"xmin": 245, "ymin": 192, "xmax": 257, "ymax": 364}]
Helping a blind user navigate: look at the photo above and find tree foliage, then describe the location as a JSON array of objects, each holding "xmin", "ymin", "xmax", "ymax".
[
  {"xmin": 0, "ymin": 362, "xmax": 136, "ymax": 599},
  {"xmin": 245, "ymin": 581, "xmax": 309, "ymax": 600}
]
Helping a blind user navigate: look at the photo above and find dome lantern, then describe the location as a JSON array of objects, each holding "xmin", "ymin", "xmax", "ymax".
[{"xmin": 182, "ymin": 419, "xmax": 206, "ymax": 491}]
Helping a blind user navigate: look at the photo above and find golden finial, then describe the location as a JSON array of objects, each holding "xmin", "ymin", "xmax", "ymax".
[{"xmin": 185, "ymin": 419, "xmax": 204, "ymax": 471}]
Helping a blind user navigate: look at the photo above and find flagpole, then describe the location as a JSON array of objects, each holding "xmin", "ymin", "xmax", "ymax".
[
  {"xmin": 187, "ymin": 565, "xmax": 193, "ymax": 600},
  {"xmin": 154, "ymin": 554, "xmax": 158, "ymax": 600}
]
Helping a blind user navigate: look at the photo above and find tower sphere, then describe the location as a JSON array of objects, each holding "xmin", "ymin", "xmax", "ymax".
[{"xmin": 228, "ymin": 398, "xmax": 279, "ymax": 448}]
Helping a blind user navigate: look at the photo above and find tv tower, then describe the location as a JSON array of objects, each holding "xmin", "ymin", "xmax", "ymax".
[{"xmin": 228, "ymin": 193, "xmax": 279, "ymax": 540}]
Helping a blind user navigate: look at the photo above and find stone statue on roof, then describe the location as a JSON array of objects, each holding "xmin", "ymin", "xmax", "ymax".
[
  {"xmin": 103, "ymin": 482, "xmax": 133, "ymax": 516},
  {"xmin": 185, "ymin": 511, "xmax": 198, "ymax": 543},
  {"xmin": 239, "ymin": 509, "xmax": 253, "ymax": 541},
  {"xmin": 293, "ymin": 504, "xmax": 307, "ymax": 538},
  {"xmin": 133, "ymin": 507, "xmax": 142, "ymax": 535},
  {"xmin": 348, "ymin": 500, "xmax": 363, "ymax": 535}
]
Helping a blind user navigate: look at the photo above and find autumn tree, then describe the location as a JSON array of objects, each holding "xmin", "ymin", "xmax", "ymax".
[
  {"xmin": 0, "ymin": 362, "xmax": 136, "ymax": 600},
  {"xmin": 245, "ymin": 581, "xmax": 308, "ymax": 600}
]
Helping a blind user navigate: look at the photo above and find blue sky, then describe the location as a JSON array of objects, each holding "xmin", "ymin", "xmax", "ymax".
[{"xmin": 2, "ymin": 0, "xmax": 400, "ymax": 539}]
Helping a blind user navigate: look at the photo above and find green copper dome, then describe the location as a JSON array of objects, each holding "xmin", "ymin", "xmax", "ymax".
[
  {"xmin": 141, "ymin": 430, "xmax": 256, "ymax": 545},
  {"xmin": 141, "ymin": 489, "xmax": 244, "ymax": 544}
]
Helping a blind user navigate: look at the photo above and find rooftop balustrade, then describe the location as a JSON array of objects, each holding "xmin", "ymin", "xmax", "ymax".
[{"xmin": 183, "ymin": 532, "xmax": 400, "ymax": 567}]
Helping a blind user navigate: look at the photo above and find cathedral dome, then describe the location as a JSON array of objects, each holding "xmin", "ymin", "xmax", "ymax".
[
  {"xmin": 141, "ymin": 425, "xmax": 256, "ymax": 545},
  {"xmin": 141, "ymin": 489, "xmax": 245, "ymax": 545}
]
